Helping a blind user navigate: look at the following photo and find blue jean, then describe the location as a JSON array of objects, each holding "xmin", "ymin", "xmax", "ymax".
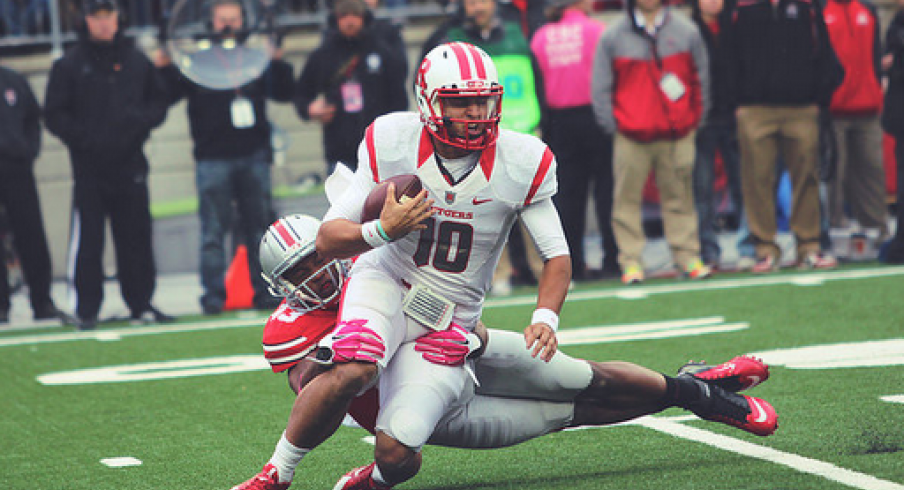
[
  {"xmin": 693, "ymin": 119, "xmax": 754, "ymax": 263},
  {"xmin": 196, "ymin": 150, "xmax": 273, "ymax": 309},
  {"xmin": 1, "ymin": 0, "xmax": 48, "ymax": 36}
]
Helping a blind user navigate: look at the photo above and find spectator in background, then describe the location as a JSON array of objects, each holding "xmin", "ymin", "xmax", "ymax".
[
  {"xmin": 724, "ymin": 0, "xmax": 843, "ymax": 273},
  {"xmin": 689, "ymin": 0, "xmax": 755, "ymax": 270},
  {"xmin": 156, "ymin": 0, "xmax": 295, "ymax": 315},
  {"xmin": 592, "ymin": 0, "xmax": 711, "ymax": 284},
  {"xmin": 334, "ymin": 0, "xmax": 409, "ymax": 82},
  {"xmin": 499, "ymin": 0, "xmax": 547, "ymax": 39},
  {"xmin": 531, "ymin": 0, "xmax": 620, "ymax": 280},
  {"xmin": 295, "ymin": 0, "xmax": 408, "ymax": 174},
  {"xmin": 1, "ymin": 0, "xmax": 49, "ymax": 36},
  {"xmin": 823, "ymin": 0, "xmax": 888, "ymax": 248},
  {"xmin": 44, "ymin": 0, "xmax": 171, "ymax": 330},
  {"xmin": 881, "ymin": 0, "xmax": 904, "ymax": 264},
  {"xmin": 422, "ymin": 0, "xmax": 544, "ymax": 291},
  {"xmin": 0, "ymin": 65, "xmax": 70, "ymax": 325}
]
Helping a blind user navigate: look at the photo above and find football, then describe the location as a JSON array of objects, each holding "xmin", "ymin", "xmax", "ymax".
[{"xmin": 361, "ymin": 174, "xmax": 424, "ymax": 222}]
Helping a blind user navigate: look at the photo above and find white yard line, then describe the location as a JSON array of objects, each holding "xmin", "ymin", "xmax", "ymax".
[
  {"xmin": 636, "ymin": 416, "xmax": 904, "ymax": 490},
  {"xmin": 558, "ymin": 323, "xmax": 748, "ymax": 346},
  {"xmin": 881, "ymin": 395, "xmax": 904, "ymax": 405},
  {"xmin": 0, "ymin": 317, "xmax": 263, "ymax": 348}
]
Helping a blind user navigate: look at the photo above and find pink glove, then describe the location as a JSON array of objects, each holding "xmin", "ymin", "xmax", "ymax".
[
  {"xmin": 414, "ymin": 323, "xmax": 482, "ymax": 366},
  {"xmin": 328, "ymin": 319, "xmax": 386, "ymax": 364}
]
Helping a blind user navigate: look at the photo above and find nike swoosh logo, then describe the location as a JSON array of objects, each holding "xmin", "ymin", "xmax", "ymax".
[
  {"xmin": 472, "ymin": 198, "xmax": 492, "ymax": 205},
  {"xmin": 750, "ymin": 397, "xmax": 768, "ymax": 423},
  {"xmin": 746, "ymin": 375, "xmax": 762, "ymax": 388}
]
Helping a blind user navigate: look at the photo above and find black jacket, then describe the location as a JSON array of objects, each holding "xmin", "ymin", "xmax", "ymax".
[
  {"xmin": 883, "ymin": 10, "xmax": 904, "ymax": 136},
  {"xmin": 0, "ymin": 66, "xmax": 41, "ymax": 169},
  {"xmin": 159, "ymin": 54, "xmax": 295, "ymax": 161},
  {"xmin": 44, "ymin": 30, "xmax": 169, "ymax": 180},
  {"xmin": 295, "ymin": 17, "xmax": 408, "ymax": 168},
  {"xmin": 322, "ymin": 12, "xmax": 408, "ymax": 80},
  {"xmin": 724, "ymin": 0, "xmax": 844, "ymax": 108},
  {"xmin": 690, "ymin": 0, "xmax": 735, "ymax": 123}
]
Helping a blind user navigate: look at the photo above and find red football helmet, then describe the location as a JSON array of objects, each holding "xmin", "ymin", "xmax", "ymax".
[{"xmin": 415, "ymin": 42, "xmax": 503, "ymax": 151}]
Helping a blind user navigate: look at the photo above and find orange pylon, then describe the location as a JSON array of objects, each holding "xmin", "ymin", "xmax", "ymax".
[{"xmin": 224, "ymin": 244, "xmax": 254, "ymax": 310}]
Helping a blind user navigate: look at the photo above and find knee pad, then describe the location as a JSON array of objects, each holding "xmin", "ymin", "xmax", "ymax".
[
  {"xmin": 376, "ymin": 350, "xmax": 468, "ymax": 451},
  {"xmin": 380, "ymin": 405, "xmax": 433, "ymax": 451}
]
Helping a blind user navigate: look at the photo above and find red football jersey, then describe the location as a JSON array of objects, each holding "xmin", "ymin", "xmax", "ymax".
[
  {"xmin": 262, "ymin": 300, "xmax": 381, "ymax": 433},
  {"xmin": 262, "ymin": 301, "xmax": 339, "ymax": 373}
]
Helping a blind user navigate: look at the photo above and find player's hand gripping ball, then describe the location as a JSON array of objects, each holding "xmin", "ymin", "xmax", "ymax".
[{"xmin": 361, "ymin": 174, "xmax": 424, "ymax": 222}]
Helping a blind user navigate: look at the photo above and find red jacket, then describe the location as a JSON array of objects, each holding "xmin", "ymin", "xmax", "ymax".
[
  {"xmin": 592, "ymin": 11, "xmax": 709, "ymax": 141},
  {"xmin": 824, "ymin": 0, "xmax": 883, "ymax": 115}
]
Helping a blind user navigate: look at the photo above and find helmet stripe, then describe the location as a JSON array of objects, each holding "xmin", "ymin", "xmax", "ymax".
[
  {"xmin": 448, "ymin": 42, "xmax": 473, "ymax": 80},
  {"xmin": 465, "ymin": 43, "xmax": 487, "ymax": 79},
  {"xmin": 273, "ymin": 220, "xmax": 297, "ymax": 249}
]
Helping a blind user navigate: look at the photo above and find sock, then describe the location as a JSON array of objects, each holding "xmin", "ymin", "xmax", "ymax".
[
  {"xmin": 371, "ymin": 463, "xmax": 388, "ymax": 486},
  {"xmin": 268, "ymin": 432, "xmax": 310, "ymax": 483},
  {"xmin": 661, "ymin": 374, "xmax": 712, "ymax": 415}
]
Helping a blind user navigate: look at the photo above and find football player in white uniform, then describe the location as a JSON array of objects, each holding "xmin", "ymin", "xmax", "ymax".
[
  {"xmin": 228, "ymin": 213, "xmax": 778, "ymax": 490},
  {"xmin": 314, "ymin": 41, "xmax": 572, "ymax": 489},
  {"xmin": 308, "ymin": 43, "xmax": 571, "ymax": 490}
]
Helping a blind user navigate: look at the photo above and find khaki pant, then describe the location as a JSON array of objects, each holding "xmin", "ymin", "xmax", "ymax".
[
  {"xmin": 737, "ymin": 105, "xmax": 822, "ymax": 260},
  {"xmin": 612, "ymin": 132, "xmax": 700, "ymax": 269},
  {"xmin": 828, "ymin": 114, "xmax": 888, "ymax": 234}
]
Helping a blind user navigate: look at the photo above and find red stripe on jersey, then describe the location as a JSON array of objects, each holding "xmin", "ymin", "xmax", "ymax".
[
  {"xmin": 366, "ymin": 123, "xmax": 379, "ymax": 183},
  {"xmin": 524, "ymin": 147, "xmax": 554, "ymax": 206},
  {"xmin": 273, "ymin": 220, "xmax": 296, "ymax": 249},
  {"xmin": 262, "ymin": 306, "xmax": 338, "ymax": 373},
  {"xmin": 417, "ymin": 127, "xmax": 433, "ymax": 168},
  {"xmin": 465, "ymin": 43, "xmax": 487, "ymax": 79},
  {"xmin": 449, "ymin": 42, "xmax": 473, "ymax": 80},
  {"xmin": 478, "ymin": 140, "xmax": 496, "ymax": 179}
]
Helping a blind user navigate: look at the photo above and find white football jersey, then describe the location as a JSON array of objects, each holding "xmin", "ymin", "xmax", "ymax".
[{"xmin": 324, "ymin": 112, "xmax": 559, "ymax": 327}]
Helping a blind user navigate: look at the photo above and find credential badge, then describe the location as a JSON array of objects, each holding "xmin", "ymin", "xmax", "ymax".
[{"xmin": 786, "ymin": 3, "xmax": 799, "ymax": 18}]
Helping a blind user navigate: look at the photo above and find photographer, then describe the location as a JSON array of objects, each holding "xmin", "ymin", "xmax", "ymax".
[{"xmin": 156, "ymin": 0, "xmax": 295, "ymax": 315}]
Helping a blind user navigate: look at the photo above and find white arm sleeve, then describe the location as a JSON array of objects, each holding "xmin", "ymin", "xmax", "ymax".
[{"xmin": 520, "ymin": 198, "xmax": 570, "ymax": 261}]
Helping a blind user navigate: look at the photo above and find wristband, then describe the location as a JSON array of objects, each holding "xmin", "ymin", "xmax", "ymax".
[
  {"xmin": 531, "ymin": 307, "xmax": 559, "ymax": 332},
  {"xmin": 375, "ymin": 219, "xmax": 392, "ymax": 242},
  {"xmin": 361, "ymin": 220, "xmax": 390, "ymax": 248}
]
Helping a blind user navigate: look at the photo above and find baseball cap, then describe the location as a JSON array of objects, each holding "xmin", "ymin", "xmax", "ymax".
[{"xmin": 83, "ymin": 0, "xmax": 119, "ymax": 14}]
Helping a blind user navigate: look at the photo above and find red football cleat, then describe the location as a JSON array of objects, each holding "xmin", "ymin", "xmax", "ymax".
[
  {"xmin": 230, "ymin": 464, "xmax": 290, "ymax": 490},
  {"xmin": 678, "ymin": 355, "xmax": 770, "ymax": 392},
  {"xmin": 701, "ymin": 391, "xmax": 779, "ymax": 437},
  {"xmin": 332, "ymin": 462, "xmax": 391, "ymax": 490}
]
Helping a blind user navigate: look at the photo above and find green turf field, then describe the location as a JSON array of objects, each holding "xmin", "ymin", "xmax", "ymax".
[{"xmin": 2, "ymin": 265, "xmax": 903, "ymax": 490}]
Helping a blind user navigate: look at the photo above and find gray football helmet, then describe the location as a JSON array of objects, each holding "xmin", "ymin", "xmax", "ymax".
[{"xmin": 259, "ymin": 214, "xmax": 347, "ymax": 312}]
